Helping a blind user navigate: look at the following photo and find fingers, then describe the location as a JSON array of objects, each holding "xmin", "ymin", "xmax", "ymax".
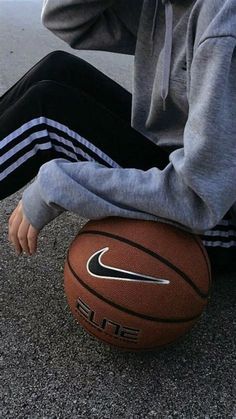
[
  {"xmin": 10, "ymin": 219, "xmax": 39, "ymax": 256},
  {"xmin": 8, "ymin": 200, "xmax": 21, "ymax": 230},
  {"xmin": 8, "ymin": 201, "xmax": 39, "ymax": 256},
  {"xmin": 8, "ymin": 203, "xmax": 24, "ymax": 255},
  {"xmin": 16, "ymin": 219, "xmax": 31, "ymax": 255},
  {"xmin": 27, "ymin": 225, "xmax": 38, "ymax": 255},
  {"xmin": 9, "ymin": 220, "xmax": 23, "ymax": 255}
]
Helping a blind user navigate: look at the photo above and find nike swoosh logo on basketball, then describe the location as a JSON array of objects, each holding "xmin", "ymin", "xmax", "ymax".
[{"xmin": 87, "ymin": 247, "xmax": 170, "ymax": 284}]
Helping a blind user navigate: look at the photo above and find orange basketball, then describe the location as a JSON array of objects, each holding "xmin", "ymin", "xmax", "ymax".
[{"xmin": 64, "ymin": 217, "xmax": 211, "ymax": 351}]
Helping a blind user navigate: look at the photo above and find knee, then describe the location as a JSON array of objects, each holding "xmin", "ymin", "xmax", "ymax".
[
  {"xmin": 41, "ymin": 50, "xmax": 80, "ymax": 70},
  {"xmin": 42, "ymin": 50, "xmax": 89, "ymax": 74}
]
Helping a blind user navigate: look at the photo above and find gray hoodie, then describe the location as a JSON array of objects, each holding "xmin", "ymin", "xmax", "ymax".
[{"xmin": 22, "ymin": 0, "xmax": 236, "ymax": 234}]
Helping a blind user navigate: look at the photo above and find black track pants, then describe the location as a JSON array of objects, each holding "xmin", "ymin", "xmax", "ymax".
[{"xmin": 0, "ymin": 50, "xmax": 169, "ymax": 198}]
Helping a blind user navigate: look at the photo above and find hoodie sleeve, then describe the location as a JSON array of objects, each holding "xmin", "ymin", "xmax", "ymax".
[
  {"xmin": 41, "ymin": 0, "xmax": 143, "ymax": 55},
  {"xmin": 22, "ymin": 36, "xmax": 236, "ymax": 233}
]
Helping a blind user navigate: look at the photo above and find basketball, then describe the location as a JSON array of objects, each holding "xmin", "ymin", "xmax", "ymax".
[{"xmin": 64, "ymin": 217, "xmax": 211, "ymax": 351}]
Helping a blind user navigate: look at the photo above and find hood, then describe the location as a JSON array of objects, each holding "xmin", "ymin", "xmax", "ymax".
[{"xmin": 151, "ymin": 0, "xmax": 174, "ymax": 111}]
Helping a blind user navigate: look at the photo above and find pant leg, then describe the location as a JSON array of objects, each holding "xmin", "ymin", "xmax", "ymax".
[
  {"xmin": 0, "ymin": 50, "xmax": 132, "ymax": 122},
  {"xmin": 200, "ymin": 212, "xmax": 236, "ymax": 273},
  {"xmin": 0, "ymin": 75, "xmax": 169, "ymax": 199}
]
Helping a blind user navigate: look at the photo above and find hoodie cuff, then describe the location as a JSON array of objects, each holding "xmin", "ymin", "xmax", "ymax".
[{"xmin": 22, "ymin": 180, "xmax": 64, "ymax": 231}]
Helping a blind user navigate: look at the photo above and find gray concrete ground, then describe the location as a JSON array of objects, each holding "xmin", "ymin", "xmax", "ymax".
[{"xmin": 0, "ymin": 1, "xmax": 235, "ymax": 418}]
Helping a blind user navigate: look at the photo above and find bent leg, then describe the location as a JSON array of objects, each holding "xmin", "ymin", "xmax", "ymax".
[
  {"xmin": 0, "ymin": 51, "xmax": 132, "ymax": 122},
  {"xmin": 0, "ymin": 79, "xmax": 169, "ymax": 199}
]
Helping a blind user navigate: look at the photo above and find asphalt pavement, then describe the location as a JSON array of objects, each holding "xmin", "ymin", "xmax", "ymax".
[{"xmin": 0, "ymin": 1, "xmax": 235, "ymax": 418}]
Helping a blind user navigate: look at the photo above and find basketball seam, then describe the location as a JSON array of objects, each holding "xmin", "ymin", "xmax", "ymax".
[
  {"xmin": 66, "ymin": 254, "xmax": 203, "ymax": 323},
  {"xmin": 77, "ymin": 230, "xmax": 210, "ymax": 299}
]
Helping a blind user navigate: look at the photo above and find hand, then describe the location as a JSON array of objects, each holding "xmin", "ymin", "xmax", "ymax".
[{"xmin": 8, "ymin": 200, "xmax": 39, "ymax": 256}]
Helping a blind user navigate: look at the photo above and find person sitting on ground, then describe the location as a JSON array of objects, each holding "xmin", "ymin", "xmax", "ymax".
[{"xmin": 2, "ymin": 0, "xmax": 236, "ymax": 272}]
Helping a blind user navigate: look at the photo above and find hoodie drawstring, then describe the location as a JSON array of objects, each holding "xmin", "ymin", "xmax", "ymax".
[{"xmin": 151, "ymin": 0, "xmax": 173, "ymax": 111}]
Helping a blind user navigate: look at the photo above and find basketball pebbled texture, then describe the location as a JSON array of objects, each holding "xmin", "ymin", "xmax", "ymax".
[{"xmin": 64, "ymin": 217, "xmax": 212, "ymax": 351}]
